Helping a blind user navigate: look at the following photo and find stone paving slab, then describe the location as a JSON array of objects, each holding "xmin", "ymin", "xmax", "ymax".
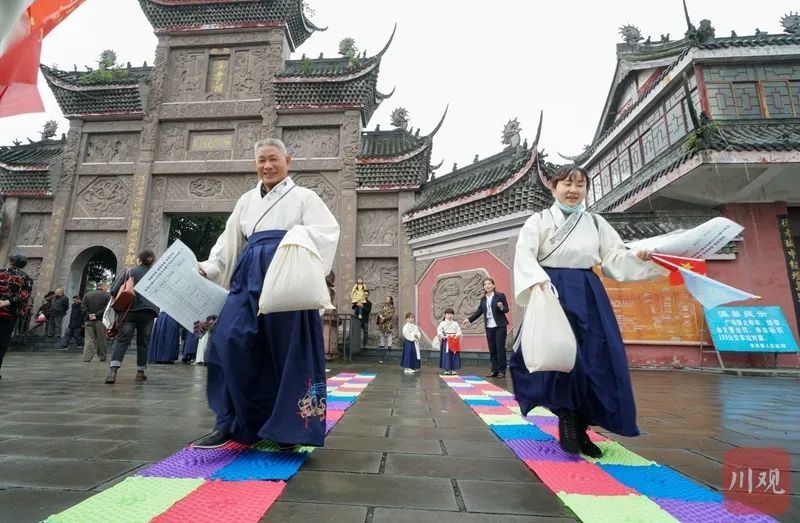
[
  {"xmin": 371, "ymin": 508, "xmax": 575, "ymax": 522},
  {"xmin": 262, "ymin": 502, "xmax": 368, "ymax": 522},
  {"xmin": 0, "ymin": 488, "xmax": 94, "ymax": 523},
  {"xmin": 0, "ymin": 456, "xmax": 143, "ymax": 490},
  {"xmin": 457, "ymin": 479, "xmax": 567, "ymax": 516}
]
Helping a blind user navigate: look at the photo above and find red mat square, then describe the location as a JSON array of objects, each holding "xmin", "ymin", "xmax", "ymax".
[
  {"xmin": 152, "ymin": 480, "xmax": 285, "ymax": 523},
  {"xmin": 472, "ymin": 406, "xmax": 517, "ymax": 416},
  {"xmin": 526, "ymin": 461, "xmax": 636, "ymax": 496}
]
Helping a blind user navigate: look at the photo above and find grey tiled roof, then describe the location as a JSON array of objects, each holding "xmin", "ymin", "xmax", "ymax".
[
  {"xmin": 138, "ymin": 0, "xmax": 320, "ymax": 50},
  {"xmin": 0, "ymin": 139, "xmax": 63, "ymax": 196},
  {"xmin": 41, "ymin": 65, "xmax": 148, "ymax": 117},
  {"xmin": 590, "ymin": 119, "xmax": 800, "ymax": 212},
  {"xmin": 280, "ymin": 56, "xmax": 379, "ymax": 78}
]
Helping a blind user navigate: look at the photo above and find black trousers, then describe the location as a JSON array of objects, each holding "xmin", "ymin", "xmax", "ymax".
[
  {"xmin": 486, "ymin": 326, "xmax": 508, "ymax": 372},
  {"xmin": 0, "ymin": 316, "xmax": 16, "ymax": 372}
]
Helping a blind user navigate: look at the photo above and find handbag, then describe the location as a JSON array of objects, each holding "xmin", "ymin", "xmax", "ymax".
[
  {"xmin": 518, "ymin": 284, "xmax": 576, "ymax": 373},
  {"xmin": 111, "ymin": 270, "xmax": 135, "ymax": 312}
]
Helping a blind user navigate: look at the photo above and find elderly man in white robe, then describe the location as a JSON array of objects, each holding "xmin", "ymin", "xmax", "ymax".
[
  {"xmin": 511, "ymin": 165, "xmax": 666, "ymax": 458},
  {"xmin": 193, "ymin": 138, "xmax": 340, "ymax": 449}
]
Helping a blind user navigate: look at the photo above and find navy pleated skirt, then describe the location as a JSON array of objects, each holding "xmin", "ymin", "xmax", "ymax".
[
  {"xmin": 206, "ymin": 230, "xmax": 327, "ymax": 446},
  {"xmin": 439, "ymin": 339, "xmax": 461, "ymax": 371},
  {"xmin": 510, "ymin": 268, "xmax": 639, "ymax": 437},
  {"xmin": 400, "ymin": 340, "xmax": 420, "ymax": 369},
  {"xmin": 182, "ymin": 332, "xmax": 198, "ymax": 360},
  {"xmin": 148, "ymin": 312, "xmax": 180, "ymax": 363}
]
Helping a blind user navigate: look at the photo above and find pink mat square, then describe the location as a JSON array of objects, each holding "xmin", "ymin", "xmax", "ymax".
[
  {"xmin": 152, "ymin": 480, "xmax": 285, "ymax": 523},
  {"xmin": 527, "ymin": 461, "xmax": 636, "ymax": 496},
  {"xmin": 471, "ymin": 406, "xmax": 517, "ymax": 416},
  {"xmin": 326, "ymin": 410, "xmax": 345, "ymax": 422}
]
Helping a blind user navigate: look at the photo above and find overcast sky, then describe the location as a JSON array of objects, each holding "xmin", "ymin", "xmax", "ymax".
[{"xmin": 0, "ymin": 0, "xmax": 793, "ymax": 170}]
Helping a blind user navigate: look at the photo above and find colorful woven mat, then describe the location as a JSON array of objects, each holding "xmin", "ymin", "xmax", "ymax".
[
  {"xmin": 45, "ymin": 372, "xmax": 376, "ymax": 523},
  {"xmin": 441, "ymin": 375, "xmax": 777, "ymax": 523}
]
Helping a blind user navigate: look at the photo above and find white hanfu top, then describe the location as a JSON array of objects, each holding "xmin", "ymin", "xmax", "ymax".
[
  {"xmin": 199, "ymin": 177, "xmax": 340, "ymax": 290},
  {"xmin": 514, "ymin": 202, "xmax": 667, "ymax": 306},
  {"xmin": 436, "ymin": 320, "xmax": 462, "ymax": 338},
  {"xmin": 403, "ymin": 323, "xmax": 422, "ymax": 342}
]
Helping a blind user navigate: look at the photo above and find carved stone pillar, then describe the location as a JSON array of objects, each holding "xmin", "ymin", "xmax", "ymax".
[
  {"xmin": 397, "ymin": 191, "xmax": 415, "ymax": 325},
  {"xmin": 0, "ymin": 196, "xmax": 20, "ymax": 263},
  {"xmin": 336, "ymin": 110, "xmax": 362, "ymax": 310},
  {"xmin": 37, "ymin": 120, "xmax": 83, "ymax": 303},
  {"xmin": 127, "ymin": 41, "xmax": 169, "ymax": 267}
]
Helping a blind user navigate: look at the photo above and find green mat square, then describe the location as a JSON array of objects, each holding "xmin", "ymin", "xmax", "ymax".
[
  {"xmin": 528, "ymin": 406, "xmax": 557, "ymax": 417},
  {"xmin": 45, "ymin": 477, "xmax": 203, "ymax": 523},
  {"xmin": 585, "ymin": 442, "xmax": 656, "ymax": 466},
  {"xmin": 557, "ymin": 493, "xmax": 678, "ymax": 523},
  {"xmin": 251, "ymin": 441, "xmax": 316, "ymax": 453}
]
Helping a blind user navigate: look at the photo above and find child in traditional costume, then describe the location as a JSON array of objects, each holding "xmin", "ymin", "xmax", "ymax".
[
  {"xmin": 511, "ymin": 165, "xmax": 665, "ymax": 457},
  {"xmin": 437, "ymin": 308, "xmax": 462, "ymax": 375},
  {"xmin": 401, "ymin": 313, "xmax": 421, "ymax": 373}
]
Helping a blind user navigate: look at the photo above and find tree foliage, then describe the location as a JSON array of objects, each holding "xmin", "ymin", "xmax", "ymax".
[
  {"xmin": 79, "ymin": 49, "xmax": 130, "ymax": 84},
  {"xmin": 168, "ymin": 216, "xmax": 227, "ymax": 261}
]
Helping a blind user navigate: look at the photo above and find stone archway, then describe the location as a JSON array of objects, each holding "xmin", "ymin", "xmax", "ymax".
[{"xmin": 66, "ymin": 246, "xmax": 117, "ymax": 300}]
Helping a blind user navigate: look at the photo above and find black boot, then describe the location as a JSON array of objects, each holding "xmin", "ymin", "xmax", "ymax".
[
  {"xmin": 558, "ymin": 410, "xmax": 580, "ymax": 455},
  {"xmin": 193, "ymin": 429, "xmax": 232, "ymax": 449},
  {"xmin": 578, "ymin": 414, "xmax": 603, "ymax": 458}
]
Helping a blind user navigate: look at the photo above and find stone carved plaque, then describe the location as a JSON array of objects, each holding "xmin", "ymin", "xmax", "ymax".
[
  {"xmin": 431, "ymin": 271, "xmax": 488, "ymax": 334},
  {"xmin": 293, "ymin": 174, "xmax": 337, "ymax": 213},
  {"xmin": 233, "ymin": 47, "xmax": 268, "ymax": 99},
  {"xmin": 189, "ymin": 131, "xmax": 233, "ymax": 151},
  {"xmin": 283, "ymin": 128, "xmax": 340, "ymax": 158},
  {"xmin": 206, "ymin": 54, "xmax": 229, "ymax": 96},
  {"xmin": 235, "ymin": 121, "xmax": 263, "ymax": 159},
  {"xmin": 17, "ymin": 214, "xmax": 48, "ymax": 246},
  {"xmin": 189, "ymin": 177, "xmax": 223, "ymax": 198},
  {"xmin": 165, "ymin": 175, "xmax": 252, "ymax": 202},
  {"xmin": 83, "ymin": 133, "xmax": 139, "ymax": 163},
  {"xmin": 77, "ymin": 177, "xmax": 130, "ymax": 218},
  {"xmin": 169, "ymin": 50, "xmax": 206, "ymax": 102},
  {"xmin": 157, "ymin": 124, "xmax": 186, "ymax": 161},
  {"xmin": 356, "ymin": 258, "xmax": 399, "ymax": 318},
  {"xmin": 20, "ymin": 198, "xmax": 52, "ymax": 213},
  {"xmin": 357, "ymin": 210, "xmax": 398, "ymax": 249}
]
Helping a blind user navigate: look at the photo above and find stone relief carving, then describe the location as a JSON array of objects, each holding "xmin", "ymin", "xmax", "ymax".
[
  {"xmin": 77, "ymin": 177, "xmax": 130, "ymax": 217},
  {"xmin": 235, "ymin": 121, "xmax": 263, "ymax": 159},
  {"xmin": 144, "ymin": 178, "xmax": 167, "ymax": 251},
  {"xmin": 84, "ymin": 134, "xmax": 138, "ymax": 163},
  {"xmin": 158, "ymin": 124, "xmax": 186, "ymax": 161},
  {"xmin": 169, "ymin": 50, "xmax": 205, "ymax": 102},
  {"xmin": 293, "ymin": 174, "xmax": 337, "ymax": 213},
  {"xmin": 189, "ymin": 177, "xmax": 223, "ymax": 198},
  {"xmin": 20, "ymin": 198, "xmax": 52, "ymax": 213},
  {"xmin": 283, "ymin": 128, "xmax": 340, "ymax": 158},
  {"xmin": 415, "ymin": 258, "xmax": 435, "ymax": 283},
  {"xmin": 259, "ymin": 43, "xmax": 283, "ymax": 137},
  {"xmin": 233, "ymin": 47, "xmax": 268, "ymax": 99},
  {"xmin": 357, "ymin": 210, "xmax": 397, "ymax": 249},
  {"xmin": 139, "ymin": 44, "xmax": 168, "ymax": 152},
  {"xmin": 431, "ymin": 271, "xmax": 488, "ymax": 334},
  {"xmin": 58, "ymin": 125, "xmax": 82, "ymax": 189},
  {"xmin": 165, "ymin": 175, "xmax": 251, "ymax": 202},
  {"xmin": 25, "ymin": 258, "xmax": 42, "ymax": 282},
  {"xmin": 357, "ymin": 259, "xmax": 399, "ymax": 316},
  {"xmin": 17, "ymin": 214, "xmax": 48, "ymax": 246}
]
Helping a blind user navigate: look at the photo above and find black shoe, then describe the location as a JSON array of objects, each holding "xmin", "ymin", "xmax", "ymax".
[
  {"xmin": 276, "ymin": 442, "xmax": 300, "ymax": 452},
  {"xmin": 498, "ymin": 372, "xmax": 506, "ymax": 378},
  {"xmin": 577, "ymin": 414, "xmax": 603, "ymax": 458},
  {"xmin": 558, "ymin": 411, "xmax": 580, "ymax": 455},
  {"xmin": 485, "ymin": 371, "xmax": 499, "ymax": 378},
  {"xmin": 193, "ymin": 430, "xmax": 232, "ymax": 449}
]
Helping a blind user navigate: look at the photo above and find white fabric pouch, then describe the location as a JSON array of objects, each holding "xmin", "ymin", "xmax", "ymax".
[
  {"xmin": 102, "ymin": 299, "xmax": 117, "ymax": 329},
  {"xmin": 258, "ymin": 227, "xmax": 333, "ymax": 314},
  {"xmin": 518, "ymin": 284, "xmax": 577, "ymax": 373}
]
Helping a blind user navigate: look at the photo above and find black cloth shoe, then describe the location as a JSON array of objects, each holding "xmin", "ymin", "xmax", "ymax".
[
  {"xmin": 558, "ymin": 410, "xmax": 580, "ymax": 455},
  {"xmin": 276, "ymin": 442, "xmax": 301, "ymax": 452},
  {"xmin": 577, "ymin": 414, "xmax": 603, "ymax": 458},
  {"xmin": 193, "ymin": 430, "xmax": 232, "ymax": 449},
  {"xmin": 485, "ymin": 371, "xmax": 499, "ymax": 378}
]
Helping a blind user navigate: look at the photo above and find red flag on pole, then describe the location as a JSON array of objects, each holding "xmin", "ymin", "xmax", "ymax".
[
  {"xmin": 651, "ymin": 254, "xmax": 707, "ymax": 286},
  {"xmin": 0, "ymin": 0, "xmax": 85, "ymax": 118}
]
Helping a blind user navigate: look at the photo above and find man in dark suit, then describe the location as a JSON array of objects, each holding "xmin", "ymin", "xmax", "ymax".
[{"xmin": 462, "ymin": 278, "xmax": 510, "ymax": 378}]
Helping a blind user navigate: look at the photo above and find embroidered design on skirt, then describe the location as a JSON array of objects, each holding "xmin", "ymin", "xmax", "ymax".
[{"xmin": 297, "ymin": 379, "xmax": 327, "ymax": 428}]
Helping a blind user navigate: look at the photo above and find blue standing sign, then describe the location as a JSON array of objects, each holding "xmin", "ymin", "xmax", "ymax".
[{"xmin": 705, "ymin": 306, "xmax": 799, "ymax": 353}]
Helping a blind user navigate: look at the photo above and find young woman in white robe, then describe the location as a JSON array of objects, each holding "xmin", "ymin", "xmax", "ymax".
[{"xmin": 512, "ymin": 166, "xmax": 666, "ymax": 457}]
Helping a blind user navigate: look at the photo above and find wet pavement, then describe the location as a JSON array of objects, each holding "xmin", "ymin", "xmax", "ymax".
[{"xmin": 0, "ymin": 353, "xmax": 797, "ymax": 522}]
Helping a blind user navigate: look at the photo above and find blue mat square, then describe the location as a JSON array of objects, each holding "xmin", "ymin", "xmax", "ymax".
[
  {"xmin": 598, "ymin": 464, "xmax": 723, "ymax": 503},
  {"xmin": 210, "ymin": 450, "xmax": 309, "ymax": 481},
  {"xmin": 490, "ymin": 423, "xmax": 554, "ymax": 441},
  {"xmin": 463, "ymin": 398, "xmax": 501, "ymax": 407},
  {"xmin": 328, "ymin": 393, "xmax": 358, "ymax": 401},
  {"xmin": 463, "ymin": 376, "xmax": 484, "ymax": 382}
]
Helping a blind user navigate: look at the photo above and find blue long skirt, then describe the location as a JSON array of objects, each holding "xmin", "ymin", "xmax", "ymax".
[
  {"xmin": 400, "ymin": 340, "xmax": 420, "ymax": 369},
  {"xmin": 183, "ymin": 332, "xmax": 198, "ymax": 360},
  {"xmin": 439, "ymin": 339, "xmax": 461, "ymax": 371},
  {"xmin": 148, "ymin": 312, "xmax": 180, "ymax": 363},
  {"xmin": 206, "ymin": 230, "xmax": 326, "ymax": 447},
  {"xmin": 510, "ymin": 268, "xmax": 639, "ymax": 437}
]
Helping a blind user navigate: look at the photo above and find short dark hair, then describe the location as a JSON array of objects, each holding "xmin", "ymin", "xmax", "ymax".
[
  {"xmin": 550, "ymin": 165, "xmax": 590, "ymax": 190},
  {"xmin": 405, "ymin": 312, "xmax": 415, "ymax": 319},
  {"xmin": 444, "ymin": 307, "xmax": 455, "ymax": 316},
  {"xmin": 137, "ymin": 249, "xmax": 156, "ymax": 267},
  {"xmin": 72, "ymin": 295, "xmax": 80, "ymax": 300},
  {"xmin": 8, "ymin": 253, "xmax": 27, "ymax": 269}
]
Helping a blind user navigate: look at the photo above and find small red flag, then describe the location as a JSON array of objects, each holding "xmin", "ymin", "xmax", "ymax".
[
  {"xmin": 447, "ymin": 336, "xmax": 461, "ymax": 353},
  {"xmin": 652, "ymin": 254, "xmax": 708, "ymax": 286}
]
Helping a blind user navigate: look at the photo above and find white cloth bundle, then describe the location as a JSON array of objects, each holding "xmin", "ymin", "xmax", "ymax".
[
  {"xmin": 102, "ymin": 300, "xmax": 117, "ymax": 329},
  {"xmin": 516, "ymin": 284, "xmax": 576, "ymax": 373},
  {"xmin": 258, "ymin": 226, "xmax": 333, "ymax": 314}
]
